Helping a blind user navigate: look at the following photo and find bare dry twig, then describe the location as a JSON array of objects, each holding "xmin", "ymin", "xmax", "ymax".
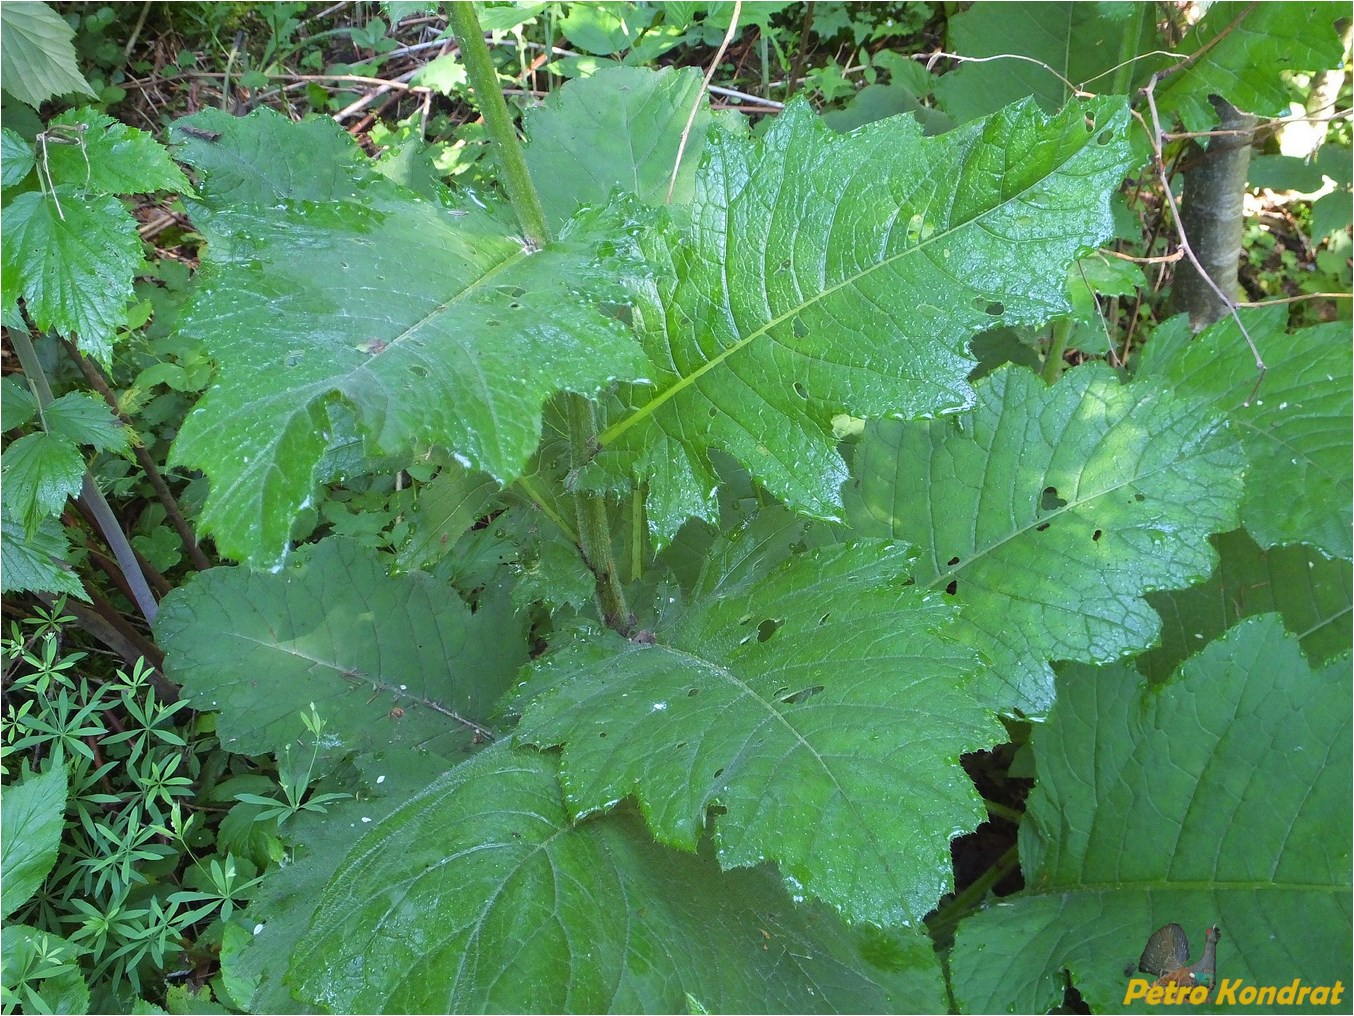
[{"xmin": 667, "ymin": 0, "xmax": 743, "ymax": 204}]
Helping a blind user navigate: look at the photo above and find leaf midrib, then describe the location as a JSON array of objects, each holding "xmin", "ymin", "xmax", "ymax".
[{"xmin": 596, "ymin": 115, "xmax": 1109, "ymax": 447}]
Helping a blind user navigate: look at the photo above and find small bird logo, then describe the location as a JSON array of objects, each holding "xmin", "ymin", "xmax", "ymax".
[{"xmin": 1138, "ymin": 923, "xmax": 1221, "ymax": 992}]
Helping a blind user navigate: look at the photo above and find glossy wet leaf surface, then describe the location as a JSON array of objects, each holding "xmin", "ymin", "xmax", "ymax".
[
  {"xmin": 951, "ymin": 615, "xmax": 1352, "ymax": 1013},
  {"xmin": 290, "ymin": 744, "xmax": 947, "ymax": 1013},
  {"xmin": 588, "ymin": 96, "xmax": 1133, "ymax": 541},
  {"xmin": 515, "ymin": 508, "xmax": 1002, "ymax": 926},
  {"xmin": 167, "ymin": 109, "xmax": 645, "ymax": 567},
  {"xmin": 845, "ymin": 364, "xmax": 1245, "ymax": 714}
]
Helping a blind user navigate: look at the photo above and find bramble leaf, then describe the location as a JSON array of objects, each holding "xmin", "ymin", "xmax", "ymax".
[
  {"xmin": 846, "ymin": 364, "xmax": 1245, "ymax": 714},
  {"xmin": 0, "ymin": 128, "xmax": 35, "ymax": 187},
  {"xmin": 0, "ymin": 511, "xmax": 86, "ymax": 600},
  {"xmin": 43, "ymin": 108, "xmax": 189, "ymax": 195},
  {"xmin": 0, "ymin": 2, "xmax": 96, "ymax": 108},
  {"xmin": 168, "ymin": 109, "xmax": 646, "ymax": 566},
  {"xmin": 1, "ymin": 432, "xmax": 83, "ymax": 535},
  {"xmin": 43, "ymin": 391, "xmax": 128, "ymax": 453},
  {"xmin": 516, "ymin": 509, "xmax": 1001, "ymax": 926},
  {"xmin": 951, "ymin": 616, "xmax": 1352, "ymax": 1013},
  {"xmin": 0, "ymin": 764, "xmax": 67, "ymax": 919},
  {"xmin": 589, "ymin": 96, "xmax": 1134, "ymax": 541},
  {"xmin": 0, "ymin": 190, "xmax": 143, "ymax": 365},
  {"xmin": 291, "ymin": 744, "xmax": 946, "ymax": 1013}
]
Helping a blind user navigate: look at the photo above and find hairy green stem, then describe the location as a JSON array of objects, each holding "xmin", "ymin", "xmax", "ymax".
[
  {"xmin": 10, "ymin": 327, "xmax": 159, "ymax": 625},
  {"xmin": 447, "ymin": 3, "xmax": 549, "ymax": 248},
  {"xmin": 449, "ymin": 3, "xmax": 629, "ymax": 629},
  {"xmin": 982, "ymin": 798, "xmax": 1024, "ymax": 825},
  {"xmin": 1041, "ymin": 316, "xmax": 1074, "ymax": 384},
  {"xmin": 930, "ymin": 843, "xmax": 1020, "ymax": 935},
  {"xmin": 566, "ymin": 394, "xmax": 631, "ymax": 630}
]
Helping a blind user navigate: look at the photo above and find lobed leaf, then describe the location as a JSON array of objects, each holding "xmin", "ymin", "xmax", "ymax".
[
  {"xmin": 1137, "ymin": 308, "xmax": 1352, "ymax": 561},
  {"xmin": 290, "ymin": 744, "xmax": 946, "ymax": 1013},
  {"xmin": 588, "ymin": 96, "xmax": 1134, "ymax": 541},
  {"xmin": 516, "ymin": 508, "xmax": 1002, "ymax": 926},
  {"xmin": 950, "ymin": 616, "xmax": 1353, "ymax": 1013},
  {"xmin": 168, "ymin": 109, "xmax": 646, "ymax": 566},
  {"xmin": 154, "ymin": 538, "xmax": 523, "ymax": 759},
  {"xmin": 845, "ymin": 364, "xmax": 1245, "ymax": 714}
]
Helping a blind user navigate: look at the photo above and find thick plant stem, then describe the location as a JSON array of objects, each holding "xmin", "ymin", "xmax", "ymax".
[
  {"xmin": 61, "ymin": 338, "xmax": 211, "ymax": 571},
  {"xmin": 566, "ymin": 394, "xmax": 631, "ymax": 631},
  {"xmin": 447, "ymin": 3, "xmax": 549, "ymax": 248},
  {"xmin": 10, "ymin": 327, "xmax": 159, "ymax": 625},
  {"xmin": 1041, "ymin": 317, "xmax": 1074, "ymax": 384},
  {"xmin": 449, "ymin": 3, "xmax": 629, "ymax": 630}
]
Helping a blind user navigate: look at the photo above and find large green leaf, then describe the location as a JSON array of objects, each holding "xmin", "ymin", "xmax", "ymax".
[
  {"xmin": 934, "ymin": 2, "xmax": 1159, "ymax": 122},
  {"xmin": 0, "ymin": 190, "xmax": 143, "ymax": 365},
  {"xmin": 587, "ymin": 96, "xmax": 1133, "ymax": 542},
  {"xmin": 951, "ymin": 616, "xmax": 1352, "ymax": 1013},
  {"xmin": 1137, "ymin": 308, "xmax": 1352, "ymax": 561},
  {"xmin": 1156, "ymin": 3, "xmax": 1347, "ymax": 132},
  {"xmin": 1140, "ymin": 529, "xmax": 1352, "ymax": 681},
  {"xmin": 169, "ymin": 109, "xmax": 359, "ymax": 206},
  {"xmin": 228, "ymin": 748, "xmax": 442, "ymax": 1014},
  {"xmin": 515, "ymin": 508, "xmax": 1001, "ymax": 926},
  {"xmin": 523, "ymin": 65, "xmax": 712, "ymax": 229},
  {"xmin": 0, "ymin": 764, "xmax": 67, "ymax": 919},
  {"xmin": 154, "ymin": 539, "xmax": 524, "ymax": 758},
  {"xmin": 291, "ymin": 744, "xmax": 946, "ymax": 1013},
  {"xmin": 845, "ymin": 364, "xmax": 1245, "ymax": 714},
  {"xmin": 0, "ymin": 2, "xmax": 95, "ymax": 108},
  {"xmin": 167, "ymin": 109, "xmax": 646, "ymax": 566}
]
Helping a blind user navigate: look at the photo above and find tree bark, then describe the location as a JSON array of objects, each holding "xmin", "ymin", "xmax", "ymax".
[{"xmin": 1169, "ymin": 95, "xmax": 1258, "ymax": 329}]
